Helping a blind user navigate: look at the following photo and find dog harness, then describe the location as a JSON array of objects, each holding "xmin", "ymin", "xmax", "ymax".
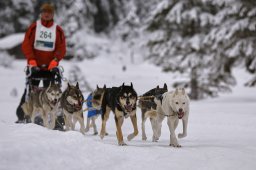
[
  {"xmin": 86, "ymin": 93, "xmax": 102, "ymax": 118},
  {"xmin": 34, "ymin": 20, "xmax": 57, "ymax": 51}
]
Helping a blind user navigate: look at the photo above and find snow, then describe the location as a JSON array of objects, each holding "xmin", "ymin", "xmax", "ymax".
[
  {"xmin": 0, "ymin": 58, "xmax": 256, "ymax": 170},
  {"xmin": 0, "ymin": 33, "xmax": 24, "ymax": 50}
]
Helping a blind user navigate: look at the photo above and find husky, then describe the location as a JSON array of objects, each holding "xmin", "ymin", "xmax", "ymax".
[
  {"xmin": 146, "ymin": 88, "xmax": 190, "ymax": 147},
  {"xmin": 21, "ymin": 83, "xmax": 62, "ymax": 129},
  {"xmin": 138, "ymin": 83, "xmax": 168, "ymax": 141},
  {"xmin": 60, "ymin": 82, "xmax": 85, "ymax": 134},
  {"xmin": 92, "ymin": 83, "xmax": 138, "ymax": 146},
  {"xmin": 84, "ymin": 92, "xmax": 103, "ymax": 135}
]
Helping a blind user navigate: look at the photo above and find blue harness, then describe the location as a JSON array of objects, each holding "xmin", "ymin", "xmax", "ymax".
[{"xmin": 86, "ymin": 93, "xmax": 102, "ymax": 118}]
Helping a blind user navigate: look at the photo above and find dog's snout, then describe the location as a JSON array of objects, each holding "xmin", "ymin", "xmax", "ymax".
[
  {"xmin": 179, "ymin": 108, "xmax": 183, "ymax": 112},
  {"xmin": 54, "ymin": 99, "xmax": 58, "ymax": 102}
]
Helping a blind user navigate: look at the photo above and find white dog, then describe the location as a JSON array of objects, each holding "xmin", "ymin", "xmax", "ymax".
[{"xmin": 146, "ymin": 88, "xmax": 190, "ymax": 147}]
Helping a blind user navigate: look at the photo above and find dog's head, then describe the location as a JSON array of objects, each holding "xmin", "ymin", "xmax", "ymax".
[
  {"xmin": 65, "ymin": 82, "xmax": 84, "ymax": 110},
  {"xmin": 91, "ymin": 85, "xmax": 106, "ymax": 109},
  {"xmin": 154, "ymin": 83, "xmax": 168, "ymax": 97},
  {"xmin": 45, "ymin": 83, "xmax": 62, "ymax": 105},
  {"xmin": 118, "ymin": 83, "xmax": 137, "ymax": 113},
  {"xmin": 171, "ymin": 88, "xmax": 189, "ymax": 119}
]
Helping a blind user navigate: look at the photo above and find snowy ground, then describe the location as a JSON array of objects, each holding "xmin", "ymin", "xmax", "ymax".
[{"xmin": 0, "ymin": 59, "xmax": 256, "ymax": 170}]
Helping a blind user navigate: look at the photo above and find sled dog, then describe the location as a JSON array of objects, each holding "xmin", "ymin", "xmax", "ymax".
[
  {"xmin": 21, "ymin": 83, "xmax": 62, "ymax": 129},
  {"xmin": 92, "ymin": 83, "xmax": 138, "ymax": 145},
  {"xmin": 138, "ymin": 83, "xmax": 168, "ymax": 141},
  {"xmin": 84, "ymin": 92, "xmax": 103, "ymax": 135},
  {"xmin": 60, "ymin": 82, "xmax": 85, "ymax": 134},
  {"xmin": 146, "ymin": 88, "xmax": 190, "ymax": 147}
]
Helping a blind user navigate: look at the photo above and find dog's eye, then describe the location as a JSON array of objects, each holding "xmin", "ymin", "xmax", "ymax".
[
  {"xmin": 94, "ymin": 95, "xmax": 101, "ymax": 99},
  {"xmin": 183, "ymin": 102, "xmax": 185, "ymax": 105},
  {"xmin": 176, "ymin": 102, "xmax": 179, "ymax": 104},
  {"xmin": 130, "ymin": 96, "xmax": 135, "ymax": 100}
]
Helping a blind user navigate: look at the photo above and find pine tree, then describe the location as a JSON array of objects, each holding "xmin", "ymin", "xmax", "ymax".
[
  {"xmin": 144, "ymin": 0, "xmax": 256, "ymax": 99},
  {"xmin": 68, "ymin": 65, "xmax": 93, "ymax": 92},
  {"xmin": 0, "ymin": 0, "xmax": 34, "ymax": 37}
]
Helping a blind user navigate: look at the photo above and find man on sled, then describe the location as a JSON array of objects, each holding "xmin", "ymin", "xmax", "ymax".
[{"xmin": 15, "ymin": 3, "xmax": 66, "ymax": 131}]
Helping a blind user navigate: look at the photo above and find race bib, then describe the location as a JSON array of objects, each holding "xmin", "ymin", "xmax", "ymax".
[{"xmin": 34, "ymin": 20, "xmax": 57, "ymax": 51}]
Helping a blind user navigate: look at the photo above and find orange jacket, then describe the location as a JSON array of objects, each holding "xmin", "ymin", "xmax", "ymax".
[{"xmin": 22, "ymin": 19, "xmax": 66, "ymax": 67}]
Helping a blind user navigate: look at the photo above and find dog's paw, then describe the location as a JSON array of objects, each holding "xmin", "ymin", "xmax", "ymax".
[
  {"xmin": 127, "ymin": 134, "xmax": 135, "ymax": 141},
  {"xmin": 178, "ymin": 133, "xmax": 187, "ymax": 138},
  {"xmin": 105, "ymin": 132, "xmax": 109, "ymax": 136},
  {"xmin": 84, "ymin": 127, "xmax": 89, "ymax": 133},
  {"xmin": 100, "ymin": 134, "xmax": 105, "ymax": 139},
  {"xmin": 118, "ymin": 142, "xmax": 127, "ymax": 146},
  {"xmin": 80, "ymin": 129, "xmax": 86, "ymax": 135},
  {"xmin": 142, "ymin": 136, "xmax": 147, "ymax": 141},
  {"xmin": 152, "ymin": 138, "xmax": 158, "ymax": 142},
  {"xmin": 93, "ymin": 132, "xmax": 98, "ymax": 135},
  {"xmin": 169, "ymin": 143, "xmax": 181, "ymax": 148}
]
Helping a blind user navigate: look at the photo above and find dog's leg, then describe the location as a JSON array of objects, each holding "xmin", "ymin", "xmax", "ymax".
[
  {"xmin": 151, "ymin": 118, "xmax": 158, "ymax": 142},
  {"xmin": 141, "ymin": 110, "xmax": 147, "ymax": 140},
  {"xmin": 100, "ymin": 107, "xmax": 110, "ymax": 139},
  {"xmin": 153, "ymin": 115, "xmax": 164, "ymax": 142},
  {"xmin": 115, "ymin": 115, "xmax": 126, "ymax": 146},
  {"xmin": 92, "ymin": 116, "xmax": 98, "ymax": 135},
  {"xmin": 41, "ymin": 110, "xmax": 49, "ymax": 128},
  {"xmin": 64, "ymin": 113, "xmax": 71, "ymax": 131},
  {"xmin": 72, "ymin": 116, "xmax": 77, "ymax": 130},
  {"xmin": 127, "ymin": 113, "xmax": 138, "ymax": 141},
  {"xmin": 31, "ymin": 108, "xmax": 37, "ymax": 124},
  {"xmin": 178, "ymin": 116, "xmax": 188, "ymax": 138},
  {"xmin": 76, "ymin": 111, "xmax": 86, "ymax": 135},
  {"xmin": 85, "ymin": 116, "xmax": 90, "ymax": 133},
  {"xmin": 49, "ymin": 111, "xmax": 56, "ymax": 130},
  {"xmin": 167, "ymin": 118, "xmax": 180, "ymax": 147}
]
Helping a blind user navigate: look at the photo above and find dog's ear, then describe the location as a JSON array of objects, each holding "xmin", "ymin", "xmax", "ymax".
[
  {"xmin": 122, "ymin": 83, "xmax": 125, "ymax": 88},
  {"xmin": 182, "ymin": 88, "xmax": 185, "ymax": 95},
  {"xmin": 163, "ymin": 83, "xmax": 167, "ymax": 90},
  {"xmin": 46, "ymin": 82, "xmax": 51, "ymax": 92},
  {"xmin": 130, "ymin": 82, "xmax": 133, "ymax": 89},
  {"xmin": 97, "ymin": 85, "xmax": 99, "ymax": 89},
  {"xmin": 174, "ymin": 88, "xmax": 179, "ymax": 96},
  {"xmin": 56, "ymin": 83, "xmax": 61, "ymax": 89},
  {"xmin": 76, "ymin": 82, "xmax": 79, "ymax": 89}
]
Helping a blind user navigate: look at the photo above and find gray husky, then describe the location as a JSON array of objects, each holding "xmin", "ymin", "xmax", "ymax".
[
  {"xmin": 146, "ymin": 88, "xmax": 190, "ymax": 147},
  {"xmin": 138, "ymin": 84, "xmax": 168, "ymax": 141},
  {"xmin": 60, "ymin": 82, "xmax": 86, "ymax": 134},
  {"xmin": 21, "ymin": 83, "xmax": 62, "ymax": 129}
]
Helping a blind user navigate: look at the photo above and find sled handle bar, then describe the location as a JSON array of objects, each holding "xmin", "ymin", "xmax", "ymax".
[{"xmin": 24, "ymin": 65, "xmax": 65, "ymax": 78}]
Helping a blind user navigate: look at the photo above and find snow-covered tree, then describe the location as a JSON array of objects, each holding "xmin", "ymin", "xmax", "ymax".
[
  {"xmin": 144, "ymin": 0, "xmax": 256, "ymax": 99},
  {"xmin": 0, "ymin": 0, "xmax": 34, "ymax": 37},
  {"xmin": 68, "ymin": 65, "xmax": 93, "ymax": 92}
]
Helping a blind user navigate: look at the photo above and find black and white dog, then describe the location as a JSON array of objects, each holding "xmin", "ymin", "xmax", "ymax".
[
  {"xmin": 138, "ymin": 84, "xmax": 168, "ymax": 141},
  {"xmin": 92, "ymin": 83, "xmax": 138, "ymax": 145}
]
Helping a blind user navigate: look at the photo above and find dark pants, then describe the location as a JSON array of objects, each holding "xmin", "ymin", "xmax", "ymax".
[{"xmin": 16, "ymin": 69, "xmax": 64, "ymax": 129}]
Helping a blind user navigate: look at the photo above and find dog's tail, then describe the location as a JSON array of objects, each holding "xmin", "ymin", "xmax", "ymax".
[{"xmin": 144, "ymin": 110, "xmax": 157, "ymax": 119}]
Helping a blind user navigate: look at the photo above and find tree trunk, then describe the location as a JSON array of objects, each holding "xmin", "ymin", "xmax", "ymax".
[{"xmin": 190, "ymin": 67, "xmax": 199, "ymax": 100}]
